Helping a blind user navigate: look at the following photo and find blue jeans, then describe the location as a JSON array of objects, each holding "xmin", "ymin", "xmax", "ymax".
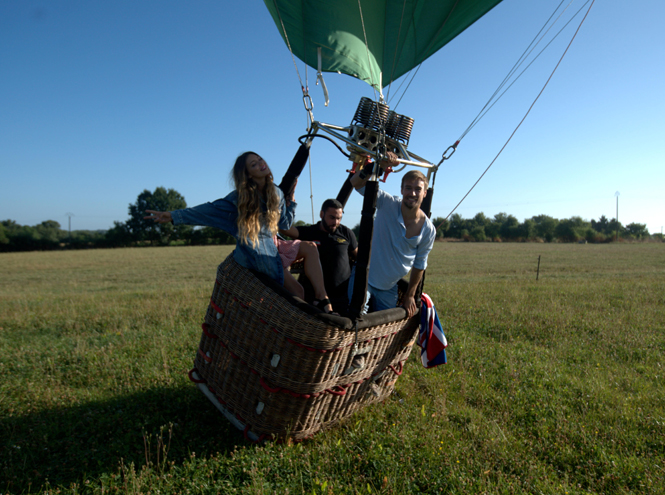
[{"xmin": 347, "ymin": 266, "xmax": 398, "ymax": 314}]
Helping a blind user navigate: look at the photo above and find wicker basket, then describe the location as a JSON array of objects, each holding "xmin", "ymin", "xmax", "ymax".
[{"xmin": 189, "ymin": 253, "xmax": 419, "ymax": 441}]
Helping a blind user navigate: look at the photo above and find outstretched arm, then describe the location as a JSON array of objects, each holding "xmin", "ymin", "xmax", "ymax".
[{"xmin": 145, "ymin": 210, "xmax": 172, "ymax": 224}]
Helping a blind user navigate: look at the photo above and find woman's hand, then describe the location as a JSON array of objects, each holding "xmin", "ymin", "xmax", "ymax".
[{"xmin": 144, "ymin": 210, "xmax": 172, "ymax": 224}]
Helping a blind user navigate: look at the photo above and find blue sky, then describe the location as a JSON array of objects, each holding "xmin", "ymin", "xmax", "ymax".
[{"xmin": 2, "ymin": 0, "xmax": 664, "ymax": 235}]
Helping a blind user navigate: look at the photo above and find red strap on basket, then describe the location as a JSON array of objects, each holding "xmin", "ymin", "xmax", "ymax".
[
  {"xmin": 389, "ymin": 361, "xmax": 404, "ymax": 375},
  {"xmin": 210, "ymin": 299, "xmax": 224, "ymax": 315},
  {"xmin": 188, "ymin": 368, "xmax": 206, "ymax": 383},
  {"xmin": 260, "ymin": 377, "xmax": 282, "ymax": 393},
  {"xmin": 197, "ymin": 348, "xmax": 212, "ymax": 363},
  {"xmin": 201, "ymin": 323, "xmax": 217, "ymax": 339},
  {"xmin": 325, "ymin": 385, "xmax": 347, "ymax": 396}
]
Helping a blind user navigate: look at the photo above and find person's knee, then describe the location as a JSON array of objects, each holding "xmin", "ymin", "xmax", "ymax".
[{"xmin": 301, "ymin": 241, "xmax": 317, "ymax": 256}]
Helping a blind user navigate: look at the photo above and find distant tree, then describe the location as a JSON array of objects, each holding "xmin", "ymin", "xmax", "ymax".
[
  {"xmin": 69, "ymin": 229, "xmax": 106, "ymax": 249},
  {"xmin": 447, "ymin": 213, "xmax": 466, "ymax": 239},
  {"xmin": 624, "ymin": 222, "xmax": 649, "ymax": 239},
  {"xmin": 499, "ymin": 214, "xmax": 520, "ymax": 240},
  {"xmin": 584, "ymin": 228, "xmax": 605, "ymax": 243},
  {"xmin": 485, "ymin": 221, "xmax": 500, "ymax": 241},
  {"xmin": 431, "ymin": 217, "xmax": 448, "ymax": 239},
  {"xmin": 0, "ymin": 222, "xmax": 8, "ymax": 246},
  {"xmin": 607, "ymin": 218, "xmax": 624, "ymax": 241},
  {"xmin": 472, "ymin": 212, "xmax": 490, "ymax": 228},
  {"xmin": 188, "ymin": 226, "xmax": 236, "ymax": 246},
  {"xmin": 488, "ymin": 213, "xmax": 511, "ymax": 240},
  {"xmin": 518, "ymin": 218, "xmax": 536, "ymax": 240},
  {"xmin": 591, "ymin": 215, "xmax": 611, "ymax": 235},
  {"xmin": 125, "ymin": 187, "xmax": 190, "ymax": 245},
  {"xmin": 555, "ymin": 216, "xmax": 589, "ymax": 242},
  {"xmin": 531, "ymin": 214, "xmax": 559, "ymax": 242},
  {"xmin": 105, "ymin": 221, "xmax": 134, "ymax": 247},
  {"xmin": 470, "ymin": 225, "xmax": 486, "ymax": 242},
  {"xmin": 34, "ymin": 220, "xmax": 63, "ymax": 248}
]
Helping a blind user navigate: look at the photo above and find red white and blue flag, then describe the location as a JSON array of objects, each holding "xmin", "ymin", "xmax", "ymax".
[{"xmin": 418, "ymin": 293, "xmax": 447, "ymax": 368}]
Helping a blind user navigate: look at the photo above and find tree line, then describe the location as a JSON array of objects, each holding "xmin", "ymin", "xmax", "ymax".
[
  {"xmin": 1, "ymin": 187, "xmax": 660, "ymax": 253},
  {"xmin": 427, "ymin": 212, "xmax": 653, "ymax": 243}
]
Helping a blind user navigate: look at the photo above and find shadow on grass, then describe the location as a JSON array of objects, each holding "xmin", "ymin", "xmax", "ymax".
[{"xmin": 1, "ymin": 385, "xmax": 246, "ymax": 493}]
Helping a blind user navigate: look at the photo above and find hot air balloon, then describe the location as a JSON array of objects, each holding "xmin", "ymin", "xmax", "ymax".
[{"xmin": 188, "ymin": 0, "xmax": 589, "ymax": 441}]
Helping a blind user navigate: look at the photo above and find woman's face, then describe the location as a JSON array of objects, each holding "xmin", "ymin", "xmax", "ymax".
[{"xmin": 245, "ymin": 154, "xmax": 271, "ymax": 181}]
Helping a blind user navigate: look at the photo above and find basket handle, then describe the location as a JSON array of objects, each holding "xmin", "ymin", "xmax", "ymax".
[
  {"xmin": 201, "ymin": 323, "xmax": 217, "ymax": 339},
  {"xmin": 188, "ymin": 368, "xmax": 206, "ymax": 384},
  {"xmin": 326, "ymin": 385, "xmax": 347, "ymax": 396},
  {"xmin": 388, "ymin": 361, "xmax": 404, "ymax": 376}
]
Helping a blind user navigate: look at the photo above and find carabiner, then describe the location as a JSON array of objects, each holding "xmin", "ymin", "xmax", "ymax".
[
  {"xmin": 442, "ymin": 140, "xmax": 460, "ymax": 161},
  {"xmin": 302, "ymin": 93, "xmax": 313, "ymax": 112}
]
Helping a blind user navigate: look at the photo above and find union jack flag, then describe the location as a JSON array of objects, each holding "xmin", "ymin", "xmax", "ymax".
[{"xmin": 418, "ymin": 293, "xmax": 447, "ymax": 368}]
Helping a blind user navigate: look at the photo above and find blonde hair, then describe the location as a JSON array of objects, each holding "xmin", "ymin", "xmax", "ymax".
[{"xmin": 232, "ymin": 152, "xmax": 280, "ymax": 247}]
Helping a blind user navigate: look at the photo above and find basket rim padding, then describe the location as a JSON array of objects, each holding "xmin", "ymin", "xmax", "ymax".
[{"xmin": 250, "ymin": 263, "xmax": 410, "ymax": 330}]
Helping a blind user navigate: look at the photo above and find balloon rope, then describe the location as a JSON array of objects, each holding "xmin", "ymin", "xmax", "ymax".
[
  {"xmin": 443, "ymin": 0, "xmax": 595, "ymax": 222},
  {"xmin": 272, "ymin": 0, "xmax": 306, "ymax": 93},
  {"xmin": 385, "ymin": 0, "xmax": 409, "ymax": 103},
  {"xmin": 459, "ymin": 0, "xmax": 587, "ymax": 141},
  {"xmin": 392, "ymin": 0, "xmax": 460, "ymax": 111},
  {"xmin": 307, "ymin": 153, "xmax": 315, "ymax": 223},
  {"xmin": 356, "ymin": 0, "xmax": 379, "ymax": 100}
]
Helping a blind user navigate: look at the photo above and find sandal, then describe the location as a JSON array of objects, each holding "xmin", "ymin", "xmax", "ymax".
[{"xmin": 313, "ymin": 297, "xmax": 337, "ymax": 315}]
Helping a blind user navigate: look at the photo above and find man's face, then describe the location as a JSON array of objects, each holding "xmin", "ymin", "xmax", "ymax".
[
  {"xmin": 401, "ymin": 178, "xmax": 427, "ymax": 211},
  {"xmin": 320, "ymin": 207, "xmax": 343, "ymax": 233}
]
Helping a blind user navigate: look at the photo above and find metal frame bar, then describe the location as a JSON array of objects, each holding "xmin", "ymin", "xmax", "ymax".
[{"xmin": 311, "ymin": 121, "xmax": 437, "ymax": 172}]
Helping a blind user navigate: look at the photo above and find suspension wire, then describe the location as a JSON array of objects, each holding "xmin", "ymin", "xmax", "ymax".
[
  {"xmin": 386, "ymin": 66, "xmax": 415, "ymax": 106},
  {"xmin": 392, "ymin": 63, "xmax": 424, "ymax": 111},
  {"xmin": 271, "ymin": 0, "xmax": 316, "ymax": 219},
  {"xmin": 272, "ymin": 0, "xmax": 305, "ymax": 92},
  {"xmin": 392, "ymin": 0, "xmax": 460, "ymax": 112},
  {"xmin": 460, "ymin": 0, "xmax": 569, "ymax": 140},
  {"xmin": 357, "ymin": 0, "xmax": 380, "ymax": 101},
  {"xmin": 442, "ymin": 0, "xmax": 595, "ymax": 223},
  {"xmin": 459, "ymin": 0, "xmax": 583, "ymax": 141},
  {"xmin": 464, "ymin": 0, "xmax": 591, "ymax": 138},
  {"xmin": 307, "ymin": 154, "xmax": 315, "ymax": 223},
  {"xmin": 385, "ymin": 0, "xmax": 409, "ymax": 103}
]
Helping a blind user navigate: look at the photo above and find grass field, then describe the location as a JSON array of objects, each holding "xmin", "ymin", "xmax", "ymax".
[{"xmin": 1, "ymin": 243, "xmax": 664, "ymax": 494}]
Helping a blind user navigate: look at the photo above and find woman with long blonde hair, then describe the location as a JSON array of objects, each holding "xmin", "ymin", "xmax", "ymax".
[{"xmin": 146, "ymin": 151, "xmax": 334, "ymax": 313}]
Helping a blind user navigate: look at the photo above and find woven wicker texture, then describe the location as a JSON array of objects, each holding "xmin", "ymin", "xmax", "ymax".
[{"xmin": 192, "ymin": 254, "xmax": 418, "ymax": 440}]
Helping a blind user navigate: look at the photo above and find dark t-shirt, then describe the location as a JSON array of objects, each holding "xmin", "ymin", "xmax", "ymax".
[{"xmin": 296, "ymin": 223, "xmax": 358, "ymax": 311}]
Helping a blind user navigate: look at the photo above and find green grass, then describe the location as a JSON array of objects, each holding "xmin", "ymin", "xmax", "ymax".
[{"xmin": 1, "ymin": 243, "xmax": 664, "ymax": 494}]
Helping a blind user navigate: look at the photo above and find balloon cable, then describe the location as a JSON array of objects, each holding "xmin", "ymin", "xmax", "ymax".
[
  {"xmin": 392, "ymin": 0, "xmax": 460, "ymax": 111},
  {"xmin": 272, "ymin": 0, "xmax": 309, "ymax": 99},
  {"xmin": 356, "ymin": 0, "xmax": 381, "ymax": 101},
  {"xmin": 385, "ymin": 0, "xmax": 409, "ymax": 104},
  {"xmin": 459, "ymin": 0, "xmax": 590, "ymax": 141},
  {"xmin": 443, "ymin": 0, "xmax": 595, "ymax": 223}
]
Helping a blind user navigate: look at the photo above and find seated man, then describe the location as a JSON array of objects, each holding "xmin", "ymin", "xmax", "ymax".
[
  {"xmin": 349, "ymin": 155, "xmax": 436, "ymax": 317},
  {"xmin": 280, "ymin": 199, "xmax": 358, "ymax": 315}
]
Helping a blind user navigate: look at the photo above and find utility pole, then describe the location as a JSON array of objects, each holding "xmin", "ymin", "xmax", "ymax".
[
  {"xmin": 614, "ymin": 192, "xmax": 619, "ymax": 242},
  {"xmin": 66, "ymin": 212, "xmax": 74, "ymax": 244}
]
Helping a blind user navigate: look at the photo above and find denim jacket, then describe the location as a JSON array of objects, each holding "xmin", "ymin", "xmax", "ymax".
[{"xmin": 170, "ymin": 188, "xmax": 296, "ymax": 285}]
